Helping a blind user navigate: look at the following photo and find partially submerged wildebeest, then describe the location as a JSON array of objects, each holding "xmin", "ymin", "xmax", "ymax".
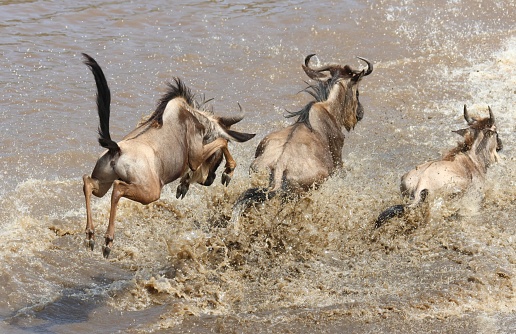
[
  {"xmin": 375, "ymin": 105, "xmax": 503, "ymax": 229},
  {"xmin": 81, "ymin": 53, "xmax": 255, "ymax": 257},
  {"xmin": 231, "ymin": 54, "xmax": 373, "ymax": 225}
]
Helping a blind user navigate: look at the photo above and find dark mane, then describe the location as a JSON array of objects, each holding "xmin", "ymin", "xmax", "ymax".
[
  {"xmin": 285, "ymin": 101, "xmax": 316, "ymax": 130},
  {"xmin": 442, "ymin": 140, "xmax": 471, "ymax": 161},
  {"xmin": 192, "ymin": 93, "xmax": 214, "ymax": 113},
  {"xmin": 143, "ymin": 77, "xmax": 211, "ymax": 128},
  {"xmin": 285, "ymin": 74, "xmax": 339, "ymax": 130}
]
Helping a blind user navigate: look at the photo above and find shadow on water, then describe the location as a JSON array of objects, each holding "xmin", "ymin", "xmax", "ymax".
[{"xmin": 6, "ymin": 274, "xmax": 119, "ymax": 333}]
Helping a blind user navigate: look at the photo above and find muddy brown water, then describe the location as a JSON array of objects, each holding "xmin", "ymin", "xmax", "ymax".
[{"xmin": 0, "ymin": 0, "xmax": 515, "ymax": 333}]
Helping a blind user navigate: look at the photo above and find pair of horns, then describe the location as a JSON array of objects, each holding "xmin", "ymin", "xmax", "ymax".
[
  {"xmin": 464, "ymin": 105, "xmax": 494, "ymax": 125},
  {"xmin": 302, "ymin": 54, "xmax": 373, "ymax": 80}
]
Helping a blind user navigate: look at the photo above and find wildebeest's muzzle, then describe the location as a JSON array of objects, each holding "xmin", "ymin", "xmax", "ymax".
[{"xmin": 496, "ymin": 135, "xmax": 503, "ymax": 152}]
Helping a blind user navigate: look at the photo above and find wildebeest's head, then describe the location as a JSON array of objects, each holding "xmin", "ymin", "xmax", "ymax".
[
  {"xmin": 450, "ymin": 105, "xmax": 502, "ymax": 165},
  {"xmin": 302, "ymin": 54, "xmax": 373, "ymax": 131}
]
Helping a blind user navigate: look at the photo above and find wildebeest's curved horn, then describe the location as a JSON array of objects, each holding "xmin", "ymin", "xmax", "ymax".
[
  {"xmin": 463, "ymin": 105, "xmax": 474, "ymax": 125},
  {"xmin": 356, "ymin": 56, "xmax": 373, "ymax": 76},
  {"xmin": 488, "ymin": 106, "xmax": 495, "ymax": 124},
  {"xmin": 226, "ymin": 129, "xmax": 256, "ymax": 142},
  {"xmin": 221, "ymin": 102, "xmax": 255, "ymax": 142},
  {"xmin": 220, "ymin": 115, "xmax": 244, "ymax": 127},
  {"xmin": 220, "ymin": 103, "xmax": 245, "ymax": 127},
  {"xmin": 304, "ymin": 54, "xmax": 316, "ymax": 67},
  {"xmin": 302, "ymin": 54, "xmax": 333, "ymax": 80},
  {"xmin": 304, "ymin": 54, "xmax": 334, "ymax": 72}
]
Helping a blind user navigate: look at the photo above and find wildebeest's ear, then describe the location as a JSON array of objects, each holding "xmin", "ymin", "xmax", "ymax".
[
  {"xmin": 452, "ymin": 128, "xmax": 469, "ymax": 137},
  {"xmin": 226, "ymin": 130, "xmax": 256, "ymax": 142},
  {"xmin": 350, "ymin": 69, "xmax": 365, "ymax": 83}
]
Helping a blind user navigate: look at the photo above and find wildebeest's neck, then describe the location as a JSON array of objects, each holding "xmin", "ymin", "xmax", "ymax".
[
  {"xmin": 188, "ymin": 106, "xmax": 220, "ymax": 141},
  {"xmin": 445, "ymin": 142, "xmax": 494, "ymax": 176},
  {"xmin": 129, "ymin": 76, "xmax": 216, "ymax": 140},
  {"xmin": 324, "ymin": 79, "xmax": 358, "ymax": 132},
  {"xmin": 469, "ymin": 140, "xmax": 498, "ymax": 173},
  {"xmin": 287, "ymin": 77, "xmax": 358, "ymax": 133},
  {"xmin": 141, "ymin": 77, "xmax": 196, "ymax": 129}
]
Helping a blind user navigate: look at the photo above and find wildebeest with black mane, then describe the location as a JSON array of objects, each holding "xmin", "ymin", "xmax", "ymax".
[
  {"xmin": 375, "ymin": 105, "xmax": 503, "ymax": 229},
  {"xmin": 231, "ymin": 54, "xmax": 373, "ymax": 227},
  {"xmin": 81, "ymin": 53, "xmax": 255, "ymax": 258}
]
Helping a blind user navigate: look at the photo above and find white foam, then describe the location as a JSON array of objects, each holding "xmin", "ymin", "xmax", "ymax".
[{"xmin": 466, "ymin": 36, "xmax": 516, "ymax": 125}]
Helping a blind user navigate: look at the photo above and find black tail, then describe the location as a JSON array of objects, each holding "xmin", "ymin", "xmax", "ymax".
[
  {"xmin": 82, "ymin": 53, "xmax": 120, "ymax": 154},
  {"xmin": 375, "ymin": 204, "xmax": 405, "ymax": 229},
  {"xmin": 231, "ymin": 187, "xmax": 276, "ymax": 219},
  {"xmin": 375, "ymin": 189, "xmax": 428, "ymax": 229}
]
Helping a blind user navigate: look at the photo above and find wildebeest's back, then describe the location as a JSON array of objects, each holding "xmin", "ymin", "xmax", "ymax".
[
  {"xmin": 251, "ymin": 124, "xmax": 334, "ymax": 191},
  {"xmin": 120, "ymin": 99, "xmax": 204, "ymax": 185},
  {"xmin": 401, "ymin": 157, "xmax": 474, "ymax": 201}
]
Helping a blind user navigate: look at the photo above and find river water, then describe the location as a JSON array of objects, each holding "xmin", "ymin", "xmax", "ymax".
[{"xmin": 0, "ymin": 0, "xmax": 515, "ymax": 333}]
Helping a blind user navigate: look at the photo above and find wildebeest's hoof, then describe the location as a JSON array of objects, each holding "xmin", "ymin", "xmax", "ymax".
[
  {"xmin": 102, "ymin": 245, "xmax": 111, "ymax": 259},
  {"xmin": 176, "ymin": 183, "xmax": 189, "ymax": 199},
  {"xmin": 86, "ymin": 239, "xmax": 95, "ymax": 251},
  {"xmin": 221, "ymin": 173, "xmax": 232, "ymax": 187}
]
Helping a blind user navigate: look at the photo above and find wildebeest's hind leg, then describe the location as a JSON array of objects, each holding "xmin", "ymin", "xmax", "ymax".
[
  {"xmin": 230, "ymin": 188, "xmax": 277, "ymax": 232},
  {"xmin": 103, "ymin": 179, "xmax": 161, "ymax": 258},
  {"xmin": 83, "ymin": 174, "xmax": 112, "ymax": 251}
]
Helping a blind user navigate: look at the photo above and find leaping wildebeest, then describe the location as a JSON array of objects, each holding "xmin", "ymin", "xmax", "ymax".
[
  {"xmin": 231, "ymin": 54, "xmax": 373, "ymax": 225},
  {"xmin": 375, "ymin": 105, "xmax": 503, "ymax": 229},
  {"xmin": 81, "ymin": 53, "xmax": 255, "ymax": 258}
]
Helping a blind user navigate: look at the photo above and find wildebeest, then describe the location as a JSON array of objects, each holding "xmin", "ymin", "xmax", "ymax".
[
  {"xmin": 375, "ymin": 105, "xmax": 503, "ymax": 229},
  {"xmin": 231, "ymin": 54, "xmax": 373, "ymax": 225},
  {"xmin": 81, "ymin": 53, "xmax": 255, "ymax": 257}
]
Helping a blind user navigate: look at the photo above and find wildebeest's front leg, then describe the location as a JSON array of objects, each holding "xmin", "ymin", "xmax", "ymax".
[
  {"xmin": 188, "ymin": 137, "xmax": 229, "ymax": 171},
  {"xmin": 176, "ymin": 148, "xmax": 225, "ymax": 199},
  {"xmin": 220, "ymin": 144, "xmax": 237, "ymax": 186},
  {"xmin": 176, "ymin": 172, "xmax": 192, "ymax": 199},
  {"xmin": 103, "ymin": 178, "xmax": 161, "ymax": 258},
  {"xmin": 177, "ymin": 135, "xmax": 237, "ymax": 198}
]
